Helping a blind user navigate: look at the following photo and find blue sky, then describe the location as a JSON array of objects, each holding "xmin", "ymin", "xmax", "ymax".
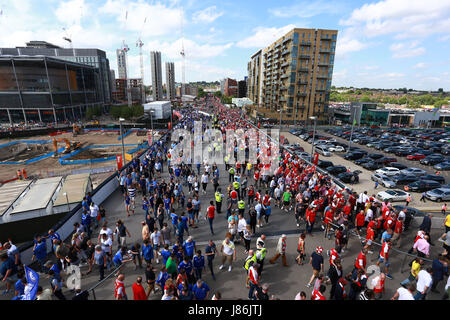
[{"xmin": 0, "ymin": 0, "xmax": 449, "ymax": 90}]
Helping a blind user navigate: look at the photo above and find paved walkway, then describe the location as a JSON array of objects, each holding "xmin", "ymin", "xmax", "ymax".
[{"xmin": 1, "ymin": 123, "xmax": 448, "ymax": 300}]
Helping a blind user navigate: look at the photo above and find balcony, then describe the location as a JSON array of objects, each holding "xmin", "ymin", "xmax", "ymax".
[
  {"xmin": 299, "ymin": 55, "xmax": 310, "ymax": 59},
  {"xmin": 316, "ymin": 73, "xmax": 328, "ymax": 79},
  {"xmin": 280, "ymin": 86, "xmax": 287, "ymax": 90},
  {"xmin": 318, "ymin": 61, "xmax": 330, "ymax": 66},
  {"xmin": 281, "ymin": 50, "xmax": 289, "ymax": 56},
  {"xmin": 280, "ymin": 74, "xmax": 288, "ymax": 79},
  {"xmin": 300, "ymin": 41, "xmax": 312, "ymax": 46},
  {"xmin": 321, "ymin": 35, "xmax": 332, "ymax": 40},
  {"xmin": 315, "ymin": 87, "xmax": 326, "ymax": 91},
  {"xmin": 297, "ymin": 80, "xmax": 308, "ymax": 85},
  {"xmin": 296, "ymin": 104, "xmax": 307, "ymax": 109},
  {"xmin": 319, "ymin": 48, "xmax": 332, "ymax": 53},
  {"xmin": 279, "ymin": 97, "xmax": 287, "ymax": 102},
  {"xmin": 282, "ymin": 37, "xmax": 291, "ymax": 44},
  {"xmin": 280, "ymin": 61, "xmax": 289, "ymax": 68},
  {"xmin": 298, "ymin": 68, "xmax": 309, "ymax": 73},
  {"xmin": 297, "ymin": 92, "xmax": 307, "ymax": 97}
]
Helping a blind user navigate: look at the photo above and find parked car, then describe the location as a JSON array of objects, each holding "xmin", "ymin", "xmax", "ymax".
[
  {"xmin": 344, "ymin": 152, "xmax": 366, "ymax": 160},
  {"xmin": 355, "ymin": 157, "xmax": 373, "ymax": 165},
  {"xmin": 376, "ymin": 189, "xmax": 411, "ymax": 202},
  {"xmin": 420, "ymin": 155, "xmax": 446, "ymax": 165},
  {"xmin": 400, "ymin": 168, "xmax": 427, "ymax": 176},
  {"xmin": 420, "ymin": 174, "xmax": 446, "ymax": 184},
  {"xmin": 389, "ymin": 162, "xmax": 408, "ymax": 170},
  {"xmin": 406, "ymin": 153, "xmax": 426, "ymax": 161},
  {"xmin": 375, "ymin": 167, "xmax": 401, "ymax": 176},
  {"xmin": 362, "ymin": 161, "xmax": 385, "ymax": 170},
  {"xmin": 317, "ymin": 160, "xmax": 334, "ymax": 169},
  {"xmin": 336, "ymin": 171, "xmax": 361, "ymax": 184},
  {"xmin": 315, "ymin": 145, "xmax": 331, "ymax": 157},
  {"xmin": 392, "ymin": 174, "xmax": 420, "ymax": 186},
  {"xmin": 328, "ymin": 145, "xmax": 345, "ymax": 152},
  {"xmin": 425, "ymin": 188, "xmax": 450, "ymax": 202},
  {"xmin": 371, "ymin": 173, "xmax": 396, "ymax": 188},
  {"xmin": 434, "ymin": 162, "xmax": 450, "ymax": 171},
  {"xmin": 326, "ymin": 165, "xmax": 348, "ymax": 175},
  {"xmin": 407, "ymin": 180, "xmax": 441, "ymax": 192}
]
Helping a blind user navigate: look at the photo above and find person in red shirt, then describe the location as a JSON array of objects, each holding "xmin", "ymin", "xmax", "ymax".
[
  {"xmin": 365, "ymin": 226, "xmax": 375, "ymax": 254},
  {"xmin": 115, "ymin": 274, "xmax": 127, "ymax": 300},
  {"xmin": 383, "ymin": 214, "xmax": 395, "ymax": 230},
  {"xmin": 311, "ymin": 285, "xmax": 327, "ymax": 300},
  {"xmin": 328, "ymin": 248, "xmax": 339, "ymax": 267},
  {"xmin": 230, "ymin": 189, "xmax": 238, "ymax": 211},
  {"xmin": 324, "ymin": 208, "xmax": 334, "ymax": 239},
  {"xmin": 391, "ymin": 216, "xmax": 403, "ymax": 248},
  {"xmin": 354, "ymin": 248, "xmax": 368, "ymax": 274},
  {"xmin": 377, "ymin": 239, "xmax": 392, "ymax": 278},
  {"xmin": 132, "ymin": 276, "xmax": 148, "ymax": 300},
  {"xmin": 354, "ymin": 210, "xmax": 365, "ymax": 237},
  {"xmin": 207, "ymin": 201, "xmax": 216, "ymax": 235},
  {"xmin": 306, "ymin": 208, "xmax": 316, "ymax": 235}
]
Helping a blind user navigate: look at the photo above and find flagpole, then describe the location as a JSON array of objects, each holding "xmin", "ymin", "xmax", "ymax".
[{"xmin": 348, "ymin": 109, "xmax": 356, "ymax": 152}]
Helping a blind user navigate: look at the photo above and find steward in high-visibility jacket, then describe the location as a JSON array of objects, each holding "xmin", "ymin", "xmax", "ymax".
[
  {"xmin": 244, "ymin": 252, "xmax": 257, "ymax": 272},
  {"xmin": 215, "ymin": 190, "xmax": 224, "ymax": 214},
  {"xmin": 228, "ymin": 167, "xmax": 235, "ymax": 183},
  {"xmin": 238, "ymin": 200, "xmax": 245, "ymax": 215},
  {"xmin": 255, "ymin": 241, "xmax": 267, "ymax": 275}
]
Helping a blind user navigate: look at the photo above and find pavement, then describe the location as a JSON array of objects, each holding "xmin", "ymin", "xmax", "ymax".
[{"xmin": 1, "ymin": 123, "xmax": 448, "ymax": 300}]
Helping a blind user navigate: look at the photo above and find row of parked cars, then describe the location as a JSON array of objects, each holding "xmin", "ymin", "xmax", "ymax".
[
  {"xmin": 325, "ymin": 127, "xmax": 450, "ymax": 171},
  {"xmin": 288, "ymin": 127, "xmax": 450, "ymax": 202}
]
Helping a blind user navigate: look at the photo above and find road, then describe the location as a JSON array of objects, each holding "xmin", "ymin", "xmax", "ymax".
[{"xmin": 1, "ymin": 121, "xmax": 448, "ymax": 300}]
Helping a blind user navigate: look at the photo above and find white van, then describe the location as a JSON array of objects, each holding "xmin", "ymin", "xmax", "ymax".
[{"xmin": 315, "ymin": 145, "xmax": 331, "ymax": 157}]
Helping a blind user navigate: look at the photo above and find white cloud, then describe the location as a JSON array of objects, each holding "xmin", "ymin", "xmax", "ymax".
[
  {"xmin": 390, "ymin": 40, "xmax": 425, "ymax": 58},
  {"xmin": 236, "ymin": 24, "xmax": 297, "ymax": 48},
  {"xmin": 412, "ymin": 62, "xmax": 426, "ymax": 69},
  {"xmin": 54, "ymin": 0, "xmax": 89, "ymax": 26},
  {"xmin": 146, "ymin": 38, "xmax": 233, "ymax": 60},
  {"xmin": 99, "ymin": 0, "xmax": 184, "ymax": 37},
  {"xmin": 340, "ymin": 0, "xmax": 450, "ymax": 39},
  {"xmin": 384, "ymin": 72, "xmax": 405, "ymax": 78},
  {"xmin": 335, "ymin": 35, "xmax": 370, "ymax": 58},
  {"xmin": 192, "ymin": 6, "xmax": 223, "ymax": 23},
  {"xmin": 269, "ymin": 1, "xmax": 344, "ymax": 18},
  {"xmin": 363, "ymin": 65, "xmax": 379, "ymax": 70}
]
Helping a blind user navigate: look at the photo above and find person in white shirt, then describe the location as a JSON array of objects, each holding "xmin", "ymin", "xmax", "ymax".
[
  {"xmin": 219, "ymin": 236, "xmax": 236, "ymax": 272},
  {"xmin": 98, "ymin": 224, "xmax": 114, "ymax": 242},
  {"xmin": 151, "ymin": 229, "xmax": 162, "ymax": 264},
  {"xmin": 391, "ymin": 284, "xmax": 415, "ymax": 300},
  {"xmin": 90, "ymin": 202, "xmax": 100, "ymax": 229},
  {"xmin": 415, "ymin": 267, "xmax": 433, "ymax": 300},
  {"xmin": 237, "ymin": 214, "xmax": 247, "ymax": 243},
  {"xmin": 365, "ymin": 208, "xmax": 373, "ymax": 223},
  {"xmin": 201, "ymin": 173, "xmax": 209, "ymax": 194}
]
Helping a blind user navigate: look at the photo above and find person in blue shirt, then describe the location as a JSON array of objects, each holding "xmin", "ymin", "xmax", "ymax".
[
  {"xmin": 163, "ymin": 195, "xmax": 172, "ymax": 218},
  {"xmin": 14, "ymin": 275, "xmax": 26, "ymax": 298},
  {"xmin": 183, "ymin": 236, "xmax": 196, "ymax": 259},
  {"xmin": 172, "ymin": 241, "xmax": 184, "ymax": 263},
  {"xmin": 160, "ymin": 245, "xmax": 172, "ymax": 266},
  {"xmin": 32, "ymin": 238, "xmax": 47, "ymax": 273},
  {"xmin": 86, "ymin": 192, "xmax": 92, "ymax": 206},
  {"xmin": 81, "ymin": 211, "xmax": 92, "ymax": 238},
  {"xmin": 264, "ymin": 205, "xmax": 272, "ymax": 224},
  {"xmin": 44, "ymin": 261, "xmax": 61, "ymax": 281},
  {"xmin": 142, "ymin": 197, "xmax": 149, "ymax": 215},
  {"xmin": 176, "ymin": 217, "xmax": 185, "ymax": 243},
  {"xmin": 193, "ymin": 250, "xmax": 205, "ymax": 280},
  {"xmin": 170, "ymin": 211, "xmax": 179, "ymax": 233},
  {"xmin": 112, "ymin": 247, "xmax": 132, "ymax": 270},
  {"xmin": 81, "ymin": 197, "xmax": 89, "ymax": 212},
  {"xmin": 181, "ymin": 213, "xmax": 189, "ymax": 235},
  {"xmin": 156, "ymin": 266, "xmax": 170, "ymax": 292},
  {"xmin": 174, "ymin": 167, "xmax": 181, "ymax": 178},
  {"xmin": 141, "ymin": 240, "xmax": 154, "ymax": 264},
  {"xmin": 178, "ymin": 256, "xmax": 193, "ymax": 282},
  {"xmin": 1, "ymin": 253, "xmax": 18, "ymax": 295},
  {"xmin": 192, "ymin": 279, "xmax": 210, "ymax": 300},
  {"xmin": 180, "ymin": 192, "xmax": 185, "ymax": 209}
]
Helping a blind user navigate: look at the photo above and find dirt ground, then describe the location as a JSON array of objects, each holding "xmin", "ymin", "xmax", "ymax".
[{"xmin": 0, "ymin": 130, "xmax": 147, "ymax": 185}]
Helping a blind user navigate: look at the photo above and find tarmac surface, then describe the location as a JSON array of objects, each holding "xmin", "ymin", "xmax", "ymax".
[{"xmin": 1, "ymin": 123, "xmax": 448, "ymax": 300}]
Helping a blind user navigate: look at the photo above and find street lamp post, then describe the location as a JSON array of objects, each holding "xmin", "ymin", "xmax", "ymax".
[
  {"xmin": 310, "ymin": 116, "xmax": 317, "ymax": 159},
  {"xmin": 277, "ymin": 108, "xmax": 282, "ymax": 128},
  {"xmin": 149, "ymin": 110, "xmax": 155, "ymax": 146},
  {"xmin": 63, "ymin": 192, "xmax": 69, "ymax": 212},
  {"xmin": 119, "ymin": 117, "xmax": 126, "ymax": 166}
]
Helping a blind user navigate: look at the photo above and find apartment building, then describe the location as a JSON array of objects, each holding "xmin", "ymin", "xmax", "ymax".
[{"xmin": 248, "ymin": 28, "xmax": 338, "ymax": 124}]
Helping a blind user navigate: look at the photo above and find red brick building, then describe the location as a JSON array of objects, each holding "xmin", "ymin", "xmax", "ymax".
[{"xmin": 224, "ymin": 78, "xmax": 238, "ymax": 97}]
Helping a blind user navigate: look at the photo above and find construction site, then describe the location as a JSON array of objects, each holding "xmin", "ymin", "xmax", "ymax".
[{"xmin": 0, "ymin": 128, "xmax": 158, "ymax": 187}]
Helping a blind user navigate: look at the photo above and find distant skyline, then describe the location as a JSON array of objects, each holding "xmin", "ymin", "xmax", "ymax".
[{"xmin": 0, "ymin": 0, "xmax": 449, "ymax": 90}]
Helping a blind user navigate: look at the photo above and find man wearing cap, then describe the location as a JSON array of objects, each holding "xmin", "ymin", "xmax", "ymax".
[
  {"xmin": 307, "ymin": 246, "xmax": 324, "ymax": 288},
  {"xmin": 269, "ymin": 234, "xmax": 288, "ymax": 267},
  {"xmin": 255, "ymin": 239, "xmax": 267, "ymax": 276}
]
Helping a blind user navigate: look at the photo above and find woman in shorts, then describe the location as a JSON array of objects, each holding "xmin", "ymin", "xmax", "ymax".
[{"xmin": 295, "ymin": 233, "xmax": 306, "ymax": 265}]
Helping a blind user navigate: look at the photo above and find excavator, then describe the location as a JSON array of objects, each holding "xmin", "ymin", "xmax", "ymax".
[
  {"xmin": 52, "ymin": 137, "xmax": 81, "ymax": 157},
  {"xmin": 72, "ymin": 124, "xmax": 81, "ymax": 137}
]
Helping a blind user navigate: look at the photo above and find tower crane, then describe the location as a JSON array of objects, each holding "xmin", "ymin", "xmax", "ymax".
[
  {"xmin": 122, "ymin": 11, "xmax": 132, "ymax": 107},
  {"xmin": 136, "ymin": 17, "xmax": 147, "ymax": 104},
  {"xmin": 180, "ymin": 8, "xmax": 185, "ymax": 97}
]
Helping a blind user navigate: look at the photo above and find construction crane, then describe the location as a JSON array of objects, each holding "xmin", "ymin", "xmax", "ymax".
[
  {"xmin": 52, "ymin": 137, "xmax": 81, "ymax": 157},
  {"xmin": 180, "ymin": 8, "xmax": 186, "ymax": 98},
  {"xmin": 121, "ymin": 10, "xmax": 132, "ymax": 107},
  {"xmin": 136, "ymin": 17, "xmax": 147, "ymax": 105}
]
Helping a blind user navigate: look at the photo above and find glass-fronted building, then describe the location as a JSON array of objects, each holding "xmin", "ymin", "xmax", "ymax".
[{"xmin": 0, "ymin": 56, "xmax": 103, "ymax": 124}]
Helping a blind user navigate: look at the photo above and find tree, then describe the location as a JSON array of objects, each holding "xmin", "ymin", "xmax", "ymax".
[
  {"xmin": 214, "ymin": 91, "xmax": 222, "ymax": 98},
  {"xmin": 198, "ymin": 88, "xmax": 206, "ymax": 98}
]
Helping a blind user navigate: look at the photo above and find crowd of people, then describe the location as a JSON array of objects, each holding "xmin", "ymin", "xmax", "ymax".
[{"xmin": 1, "ymin": 100, "xmax": 449, "ymax": 301}]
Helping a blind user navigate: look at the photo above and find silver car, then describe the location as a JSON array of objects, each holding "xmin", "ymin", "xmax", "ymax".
[
  {"xmin": 400, "ymin": 167, "xmax": 427, "ymax": 176},
  {"xmin": 371, "ymin": 173, "xmax": 396, "ymax": 188},
  {"xmin": 425, "ymin": 188, "xmax": 450, "ymax": 202}
]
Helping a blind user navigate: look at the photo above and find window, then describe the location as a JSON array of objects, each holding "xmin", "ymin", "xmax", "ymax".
[{"xmin": 293, "ymin": 32, "xmax": 299, "ymax": 44}]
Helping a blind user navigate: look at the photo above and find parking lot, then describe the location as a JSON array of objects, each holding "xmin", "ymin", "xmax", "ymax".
[{"xmin": 282, "ymin": 129, "xmax": 448, "ymax": 215}]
